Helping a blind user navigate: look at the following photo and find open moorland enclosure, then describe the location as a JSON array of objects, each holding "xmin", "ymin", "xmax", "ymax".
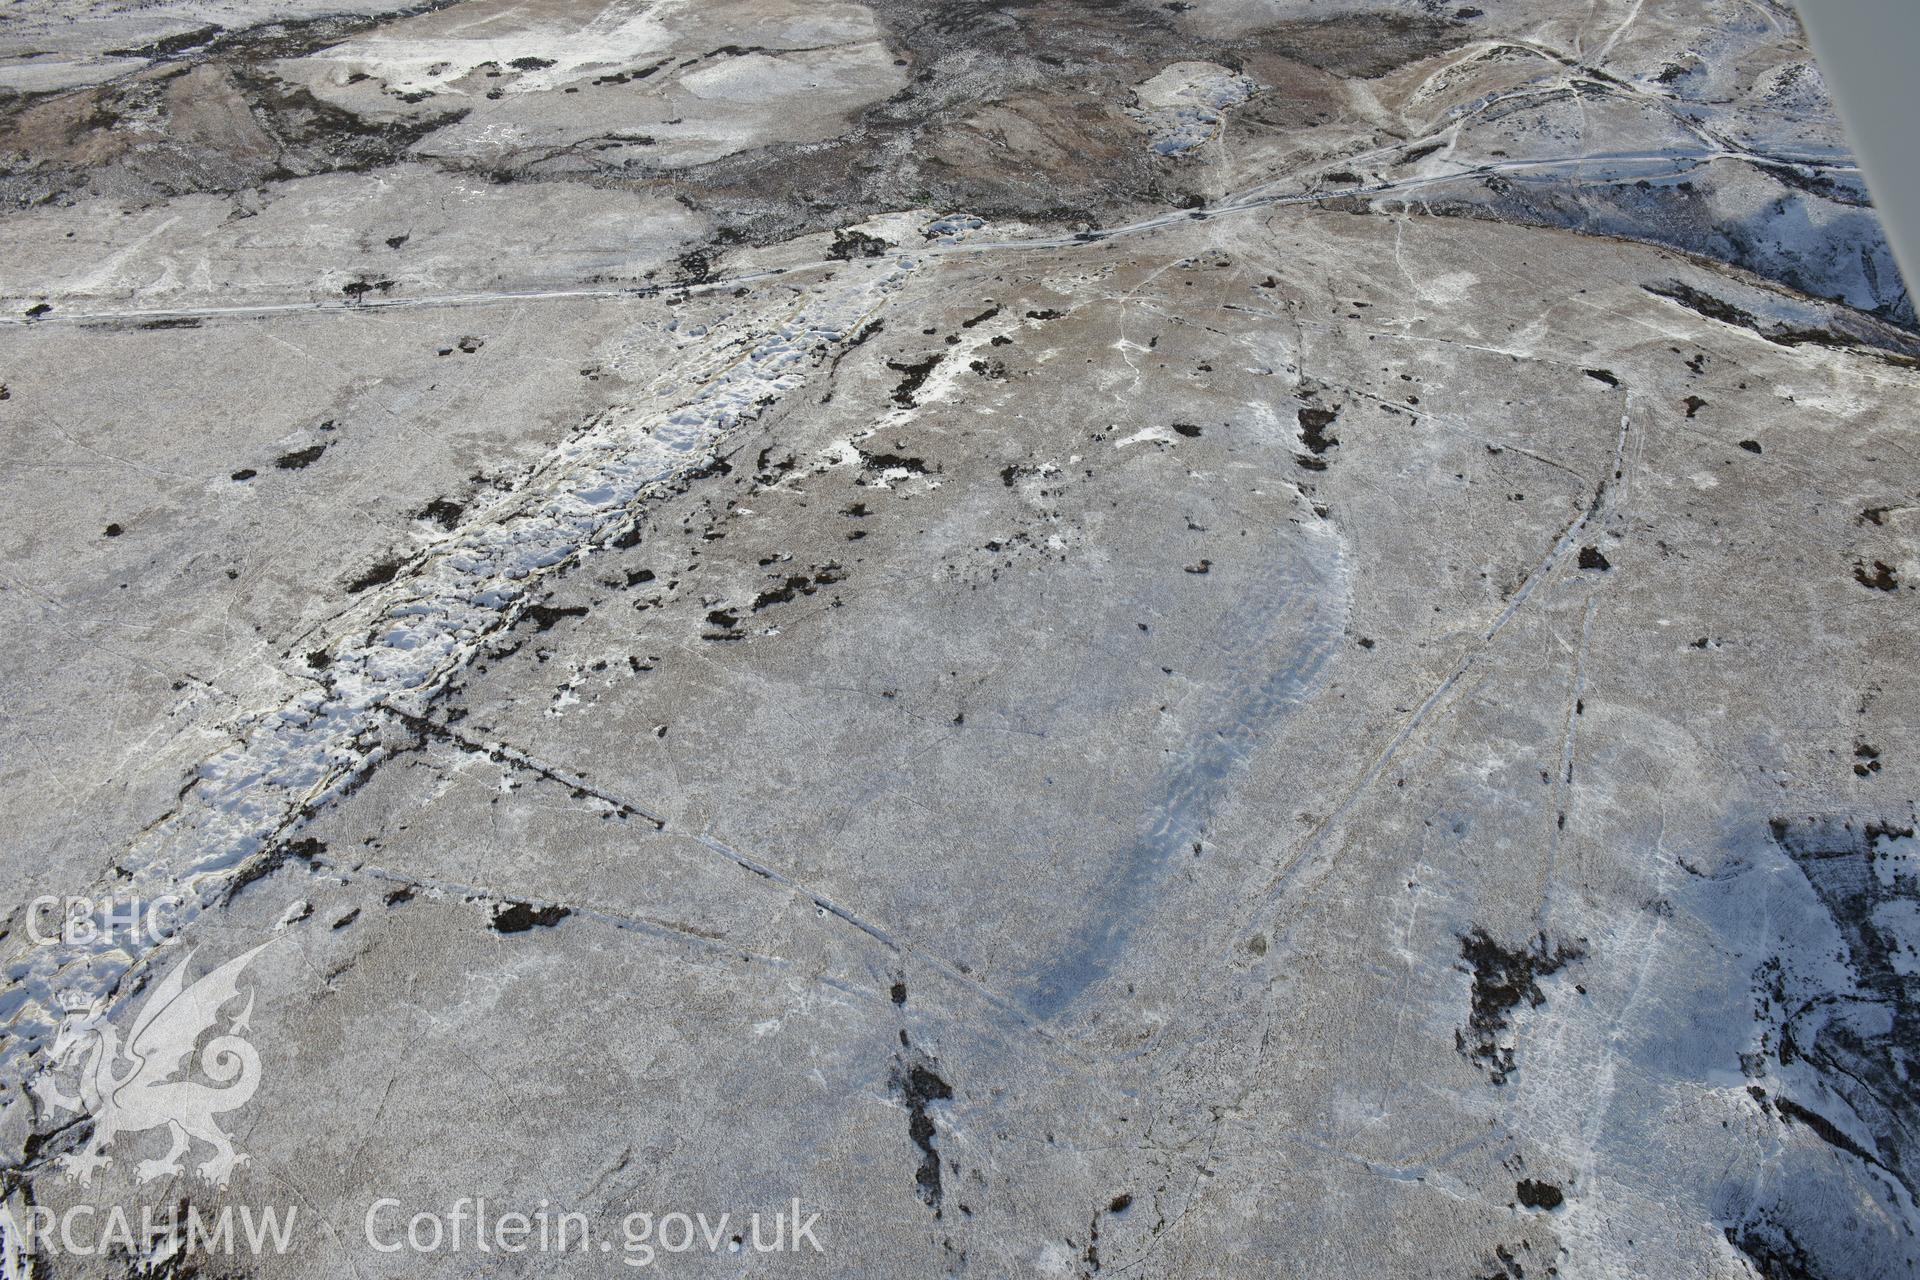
[{"xmin": 1, "ymin": 1, "xmax": 1916, "ymax": 1277}]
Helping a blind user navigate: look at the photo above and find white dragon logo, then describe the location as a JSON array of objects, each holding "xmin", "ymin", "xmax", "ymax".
[{"xmin": 31, "ymin": 944, "xmax": 270, "ymax": 1189}]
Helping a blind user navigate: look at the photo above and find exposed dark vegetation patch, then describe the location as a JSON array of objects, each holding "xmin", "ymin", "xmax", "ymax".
[
  {"xmin": 1515, "ymin": 1179, "xmax": 1564, "ymax": 1210},
  {"xmin": 752, "ymin": 446, "xmax": 799, "ymax": 486},
  {"xmin": 1775, "ymin": 1097, "xmax": 1877, "ymax": 1165},
  {"xmin": 675, "ymin": 248, "xmax": 715, "ymax": 283},
  {"xmin": 1725, "ymin": 1219, "xmax": 1825, "ymax": 1280},
  {"xmin": 857, "ymin": 445, "xmax": 933, "ymax": 475},
  {"xmin": 1297, "ymin": 406, "xmax": 1338, "ymax": 451},
  {"xmin": 1644, "ymin": 281, "xmax": 1908, "ymax": 354},
  {"xmin": 891, "ymin": 1057, "xmax": 954, "ymax": 1213},
  {"xmin": 821, "ymin": 319, "xmax": 885, "ymax": 392},
  {"xmin": 1455, "ymin": 928, "xmax": 1585, "ymax": 1085},
  {"xmin": 274, "ymin": 444, "xmax": 326, "ymax": 469},
  {"xmin": 1853, "ymin": 560, "xmax": 1898, "ymax": 591},
  {"xmin": 1754, "ymin": 160, "xmax": 1867, "ymax": 207},
  {"xmin": 828, "ymin": 229, "xmax": 891, "ymax": 260},
  {"xmin": 1853, "ymin": 741, "xmax": 1880, "ymax": 777},
  {"xmin": 1468, "ymin": 1242, "xmax": 1532, "ymax": 1280},
  {"xmin": 105, "ymin": 25, "xmax": 225, "ymax": 59},
  {"xmin": 885, "ymin": 353, "xmax": 943, "ymax": 408},
  {"xmin": 752, "ymin": 565, "xmax": 845, "ymax": 611},
  {"xmin": 226, "ymin": 835, "xmax": 326, "ymax": 898},
  {"xmin": 489, "ymin": 900, "xmax": 571, "ymax": 933},
  {"xmin": 1578, "ymin": 546, "xmax": 1610, "ymax": 571},
  {"xmin": 418, "ymin": 497, "xmax": 464, "ymax": 530},
  {"xmin": 520, "ymin": 602, "xmax": 589, "ymax": 630},
  {"xmin": 1296, "ymin": 405, "xmax": 1339, "ymax": 470},
  {"xmin": 344, "ymin": 555, "xmax": 404, "ymax": 593}
]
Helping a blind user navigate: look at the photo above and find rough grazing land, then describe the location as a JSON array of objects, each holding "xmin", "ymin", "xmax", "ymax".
[{"xmin": 0, "ymin": 1, "xmax": 1916, "ymax": 1276}]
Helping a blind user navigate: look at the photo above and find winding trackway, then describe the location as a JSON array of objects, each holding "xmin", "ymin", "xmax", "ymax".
[{"xmin": 0, "ymin": 144, "xmax": 1858, "ymax": 331}]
